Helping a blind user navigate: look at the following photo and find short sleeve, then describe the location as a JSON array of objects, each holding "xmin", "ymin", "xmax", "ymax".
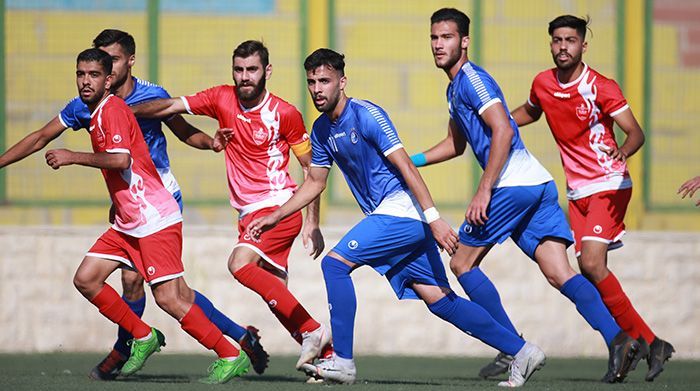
[
  {"xmin": 181, "ymin": 86, "xmax": 223, "ymax": 119},
  {"xmin": 460, "ymin": 67, "xmax": 503, "ymax": 115},
  {"xmin": 599, "ymin": 79, "xmax": 629, "ymax": 117},
  {"xmin": 356, "ymin": 101, "xmax": 403, "ymax": 157},
  {"xmin": 59, "ymin": 96, "xmax": 91, "ymax": 131},
  {"xmin": 281, "ymin": 106, "xmax": 309, "ymax": 146},
  {"xmin": 310, "ymin": 121, "xmax": 333, "ymax": 168},
  {"xmin": 101, "ymin": 105, "xmax": 133, "ymax": 155},
  {"xmin": 527, "ymin": 77, "xmax": 541, "ymax": 108}
]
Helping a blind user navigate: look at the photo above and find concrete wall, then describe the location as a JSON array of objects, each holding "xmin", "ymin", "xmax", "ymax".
[{"xmin": 0, "ymin": 225, "xmax": 698, "ymax": 358}]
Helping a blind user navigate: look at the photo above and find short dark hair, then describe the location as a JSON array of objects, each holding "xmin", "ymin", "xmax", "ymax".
[
  {"xmin": 548, "ymin": 15, "xmax": 590, "ymax": 40},
  {"xmin": 233, "ymin": 40, "xmax": 270, "ymax": 67},
  {"xmin": 77, "ymin": 48, "xmax": 113, "ymax": 75},
  {"xmin": 431, "ymin": 8, "xmax": 470, "ymax": 37},
  {"xmin": 93, "ymin": 29, "xmax": 136, "ymax": 55},
  {"xmin": 303, "ymin": 48, "xmax": 345, "ymax": 76}
]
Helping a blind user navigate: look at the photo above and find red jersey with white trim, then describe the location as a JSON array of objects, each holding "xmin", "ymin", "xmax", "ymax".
[
  {"xmin": 89, "ymin": 95, "xmax": 182, "ymax": 237},
  {"xmin": 182, "ymin": 86, "xmax": 308, "ymax": 216},
  {"xmin": 528, "ymin": 63, "xmax": 632, "ymax": 200}
]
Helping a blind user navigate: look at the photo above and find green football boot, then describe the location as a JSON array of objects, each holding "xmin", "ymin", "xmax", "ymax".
[
  {"xmin": 121, "ymin": 328, "xmax": 166, "ymax": 376},
  {"xmin": 199, "ymin": 351, "xmax": 251, "ymax": 384}
]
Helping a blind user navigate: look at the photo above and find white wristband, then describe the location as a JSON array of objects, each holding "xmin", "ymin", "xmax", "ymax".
[{"xmin": 423, "ymin": 207, "xmax": 440, "ymax": 224}]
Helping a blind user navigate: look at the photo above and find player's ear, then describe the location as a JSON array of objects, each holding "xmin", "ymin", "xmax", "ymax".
[
  {"xmin": 127, "ymin": 54, "xmax": 135, "ymax": 68},
  {"xmin": 265, "ymin": 63, "xmax": 273, "ymax": 80},
  {"xmin": 461, "ymin": 35, "xmax": 470, "ymax": 50},
  {"xmin": 339, "ymin": 75, "xmax": 347, "ymax": 91},
  {"xmin": 582, "ymin": 40, "xmax": 587, "ymax": 54},
  {"xmin": 105, "ymin": 72, "xmax": 113, "ymax": 90}
]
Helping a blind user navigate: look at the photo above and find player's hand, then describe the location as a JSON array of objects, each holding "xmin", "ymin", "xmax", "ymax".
[
  {"xmin": 678, "ymin": 176, "xmax": 700, "ymax": 207},
  {"xmin": 429, "ymin": 218, "xmax": 459, "ymax": 256},
  {"xmin": 212, "ymin": 128, "xmax": 234, "ymax": 152},
  {"xmin": 598, "ymin": 144, "xmax": 627, "ymax": 162},
  {"xmin": 108, "ymin": 203, "xmax": 116, "ymax": 224},
  {"xmin": 302, "ymin": 223, "xmax": 325, "ymax": 259},
  {"xmin": 466, "ymin": 187, "xmax": 491, "ymax": 226},
  {"xmin": 247, "ymin": 211, "xmax": 282, "ymax": 240},
  {"xmin": 45, "ymin": 149, "xmax": 74, "ymax": 170}
]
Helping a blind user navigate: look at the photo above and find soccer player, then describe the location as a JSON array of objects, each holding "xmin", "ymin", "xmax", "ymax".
[
  {"xmin": 0, "ymin": 29, "xmax": 267, "ymax": 380},
  {"xmin": 410, "ymin": 8, "xmax": 640, "ymax": 383},
  {"xmin": 44, "ymin": 48, "xmax": 250, "ymax": 384},
  {"xmin": 510, "ymin": 15, "xmax": 674, "ymax": 381},
  {"xmin": 247, "ymin": 48, "xmax": 548, "ymax": 388},
  {"xmin": 679, "ymin": 176, "xmax": 700, "ymax": 206},
  {"xmin": 131, "ymin": 40, "xmax": 332, "ymax": 370}
]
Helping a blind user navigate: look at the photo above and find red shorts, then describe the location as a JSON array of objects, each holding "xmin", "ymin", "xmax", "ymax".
[
  {"xmin": 87, "ymin": 222, "xmax": 184, "ymax": 285},
  {"xmin": 236, "ymin": 206, "xmax": 303, "ymax": 271},
  {"xmin": 568, "ymin": 188, "xmax": 631, "ymax": 256}
]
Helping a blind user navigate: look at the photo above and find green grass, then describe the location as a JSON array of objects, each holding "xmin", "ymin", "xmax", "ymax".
[{"xmin": 0, "ymin": 353, "xmax": 697, "ymax": 390}]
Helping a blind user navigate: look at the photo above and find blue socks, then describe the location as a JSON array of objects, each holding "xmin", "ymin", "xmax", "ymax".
[
  {"xmin": 114, "ymin": 295, "xmax": 146, "ymax": 356},
  {"xmin": 560, "ymin": 274, "xmax": 621, "ymax": 345},
  {"xmin": 427, "ymin": 292, "xmax": 524, "ymax": 356},
  {"xmin": 194, "ymin": 290, "xmax": 247, "ymax": 342},
  {"xmin": 321, "ymin": 256, "xmax": 357, "ymax": 360},
  {"xmin": 458, "ymin": 268, "xmax": 519, "ymax": 335}
]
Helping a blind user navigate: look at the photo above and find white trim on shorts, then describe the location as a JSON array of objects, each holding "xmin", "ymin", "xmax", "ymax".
[
  {"xmin": 86, "ymin": 252, "xmax": 134, "ymax": 268},
  {"xmin": 576, "ymin": 230, "xmax": 626, "ymax": 257},
  {"xmin": 233, "ymin": 243, "xmax": 287, "ymax": 273},
  {"xmin": 148, "ymin": 272, "xmax": 185, "ymax": 286}
]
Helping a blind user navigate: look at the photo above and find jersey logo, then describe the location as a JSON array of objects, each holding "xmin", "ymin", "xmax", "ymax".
[
  {"xmin": 348, "ymin": 240, "xmax": 359, "ymax": 250},
  {"xmin": 253, "ymin": 127, "xmax": 269, "ymax": 145},
  {"xmin": 95, "ymin": 128, "xmax": 106, "ymax": 148},
  {"xmin": 112, "ymin": 134, "xmax": 122, "ymax": 144},
  {"xmin": 147, "ymin": 266, "xmax": 156, "ymax": 276},
  {"xmin": 236, "ymin": 113, "xmax": 251, "ymax": 123},
  {"xmin": 553, "ymin": 91, "xmax": 570, "ymax": 99},
  {"xmin": 575, "ymin": 102, "xmax": 590, "ymax": 121},
  {"xmin": 350, "ymin": 129, "xmax": 359, "ymax": 144},
  {"xmin": 593, "ymin": 225, "xmax": 603, "ymax": 234}
]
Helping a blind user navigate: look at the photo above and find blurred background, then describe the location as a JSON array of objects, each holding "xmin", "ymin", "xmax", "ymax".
[{"xmin": 1, "ymin": 0, "xmax": 699, "ymax": 229}]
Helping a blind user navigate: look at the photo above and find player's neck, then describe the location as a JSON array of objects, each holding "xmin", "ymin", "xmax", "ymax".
[
  {"xmin": 87, "ymin": 92, "xmax": 110, "ymax": 113},
  {"xmin": 240, "ymin": 89, "xmax": 268, "ymax": 110},
  {"xmin": 556, "ymin": 62, "xmax": 585, "ymax": 84},
  {"xmin": 445, "ymin": 54, "xmax": 469, "ymax": 81},
  {"xmin": 113, "ymin": 74, "xmax": 135, "ymax": 99},
  {"xmin": 328, "ymin": 93, "xmax": 348, "ymax": 122}
]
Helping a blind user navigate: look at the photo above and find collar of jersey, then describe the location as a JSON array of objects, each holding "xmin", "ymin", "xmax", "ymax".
[
  {"xmin": 239, "ymin": 90, "xmax": 270, "ymax": 113},
  {"xmin": 556, "ymin": 62, "xmax": 589, "ymax": 89},
  {"xmin": 90, "ymin": 94, "xmax": 114, "ymax": 118}
]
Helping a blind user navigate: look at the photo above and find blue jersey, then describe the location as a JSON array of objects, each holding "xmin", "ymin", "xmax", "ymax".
[
  {"xmin": 59, "ymin": 77, "xmax": 181, "ymax": 196},
  {"xmin": 448, "ymin": 62, "xmax": 551, "ymax": 187},
  {"xmin": 311, "ymin": 98, "xmax": 422, "ymax": 220}
]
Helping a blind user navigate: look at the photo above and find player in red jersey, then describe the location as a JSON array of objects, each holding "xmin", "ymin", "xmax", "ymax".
[
  {"xmin": 132, "ymin": 40, "xmax": 332, "ymax": 371},
  {"xmin": 510, "ymin": 15, "xmax": 673, "ymax": 381},
  {"xmin": 44, "ymin": 48, "xmax": 250, "ymax": 384}
]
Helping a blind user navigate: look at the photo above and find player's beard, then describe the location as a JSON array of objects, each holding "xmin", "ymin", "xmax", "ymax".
[
  {"xmin": 109, "ymin": 71, "xmax": 129, "ymax": 93},
  {"xmin": 79, "ymin": 87, "xmax": 105, "ymax": 106},
  {"xmin": 236, "ymin": 77, "xmax": 266, "ymax": 103},
  {"xmin": 553, "ymin": 50, "xmax": 582, "ymax": 71}
]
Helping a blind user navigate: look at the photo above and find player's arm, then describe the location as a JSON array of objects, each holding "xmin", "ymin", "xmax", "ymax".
[
  {"xmin": 678, "ymin": 176, "xmax": 700, "ymax": 207},
  {"xmin": 600, "ymin": 109, "xmax": 645, "ymax": 162},
  {"xmin": 468, "ymin": 102, "xmax": 514, "ymax": 226},
  {"xmin": 0, "ymin": 117, "xmax": 67, "ymax": 169},
  {"xmin": 247, "ymin": 166, "xmax": 329, "ymax": 240},
  {"xmin": 131, "ymin": 97, "xmax": 187, "ymax": 119},
  {"xmin": 410, "ymin": 119, "xmax": 466, "ymax": 167},
  {"xmin": 511, "ymin": 102, "xmax": 542, "ymax": 127},
  {"xmin": 294, "ymin": 148, "xmax": 325, "ymax": 258},
  {"xmin": 387, "ymin": 148, "xmax": 458, "ymax": 255},
  {"xmin": 163, "ymin": 114, "xmax": 229, "ymax": 152},
  {"xmin": 45, "ymin": 149, "xmax": 130, "ymax": 171}
]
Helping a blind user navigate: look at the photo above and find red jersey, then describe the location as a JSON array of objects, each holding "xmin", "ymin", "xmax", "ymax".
[
  {"xmin": 182, "ymin": 87, "xmax": 308, "ymax": 216},
  {"xmin": 89, "ymin": 95, "xmax": 182, "ymax": 237},
  {"xmin": 528, "ymin": 63, "xmax": 632, "ymax": 200}
]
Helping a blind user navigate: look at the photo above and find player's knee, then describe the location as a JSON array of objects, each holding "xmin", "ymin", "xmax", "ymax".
[
  {"xmin": 449, "ymin": 258, "xmax": 473, "ymax": 277},
  {"xmin": 228, "ymin": 255, "xmax": 252, "ymax": 275},
  {"xmin": 578, "ymin": 254, "xmax": 606, "ymax": 281},
  {"xmin": 121, "ymin": 270, "xmax": 145, "ymax": 301},
  {"xmin": 73, "ymin": 270, "xmax": 97, "ymax": 296},
  {"xmin": 321, "ymin": 255, "xmax": 352, "ymax": 278}
]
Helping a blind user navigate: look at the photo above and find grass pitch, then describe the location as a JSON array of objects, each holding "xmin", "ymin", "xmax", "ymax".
[{"xmin": 0, "ymin": 353, "xmax": 697, "ymax": 390}]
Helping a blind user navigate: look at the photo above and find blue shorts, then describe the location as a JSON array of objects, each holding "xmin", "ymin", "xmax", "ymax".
[
  {"xmin": 459, "ymin": 181, "xmax": 573, "ymax": 260},
  {"xmin": 333, "ymin": 214, "xmax": 451, "ymax": 300}
]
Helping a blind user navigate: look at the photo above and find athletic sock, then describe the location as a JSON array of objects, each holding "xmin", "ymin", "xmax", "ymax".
[
  {"xmin": 233, "ymin": 263, "xmax": 319, "ymax": 340},
  {"xmin": 194, "ymin": 290, "xmax": 246, "ymax": 342},
  {"xmin": 427, "ymin": 292, "xmax": 524, "ymax": 356},
  {"xmin": 560, "ymin": 274, "xmax": 621, "ymax": 345},
  {"xmin": 321, "ymin": 256, "xmax": 356, "ymax": 360},
  {"xmin": 180, "ymin": 304, "xmax": 239, "ymax": 358},
  {"xmin": 457, "ymin": 268, "xmax": 519, "ymax": 335},
  {"xmin": 90, "ymin": 284, "xmax": 151, "ymax": 340},
  {"xmin": 596, "ymin": 272, "xmax": 655, "ymax": 344},
  {"xmin": 112, "ymin": 295, "xmax": 146, "ymax": 356}
]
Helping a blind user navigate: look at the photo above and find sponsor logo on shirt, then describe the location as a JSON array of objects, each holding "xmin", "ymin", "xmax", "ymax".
[
  {"xmin": 333, "ymin": 131, "xmax": 347, "ymax": 139},
  {"xmin": 237, "ymin": 113, "xmax": 251, "ymax": 123},
  {"xmin": 575, "ymin": 102, "xmax": 590, "ymax": 121},
  {"xmin": 112, "ymin": 134, "xmax": 122, "ymax": 144},
  {"xmin": 350, "ymin": 129, "xmax": 359, "ymax": 144},
  {"xmin": 553, "ymin": 91, "xmax": 570, "ymax": 99}
]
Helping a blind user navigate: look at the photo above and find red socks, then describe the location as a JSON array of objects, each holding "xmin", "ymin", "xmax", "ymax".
[
  {"xmin": 234, "ymin": 263, "xmax": 320, "ymax": 341},
  {"xmin": 181, "ymin": 304, "xmax": 240, "ymax": 358},
  {"xmin": 90, "ymin": 284, "xmax": 151, "ymax": 339},
  {"xmin": 596, "ymin": 272, "xmax": 655, "ymax": 344}
]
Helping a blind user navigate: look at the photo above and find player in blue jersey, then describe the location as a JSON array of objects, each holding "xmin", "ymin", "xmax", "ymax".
[
  {"xmin": 247, "ymin": 48, "xmax": 549, "ymax": 387},
  {"xmin": 409, "ymin": 8, "xmax": 640, "ymax": 383},
  {"xmin": 0, "ymin": 29, "xmax": 268, "ymax": 379}
]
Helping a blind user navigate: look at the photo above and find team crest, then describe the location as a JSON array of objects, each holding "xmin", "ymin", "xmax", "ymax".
[
  {"xmin": 253, "ymin": 127, "xmax": 269, "ymax": 145},
  {"xmin": 95, "ymin": 129, "xmax": 106, "ymax": 148},
  {"xmin": 350, "ymin": 129, "xmax": 359, "ymax": 144},
  {"xmin": 575, "ymin": 102, "xmax": 590, "ymax": 121}
]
